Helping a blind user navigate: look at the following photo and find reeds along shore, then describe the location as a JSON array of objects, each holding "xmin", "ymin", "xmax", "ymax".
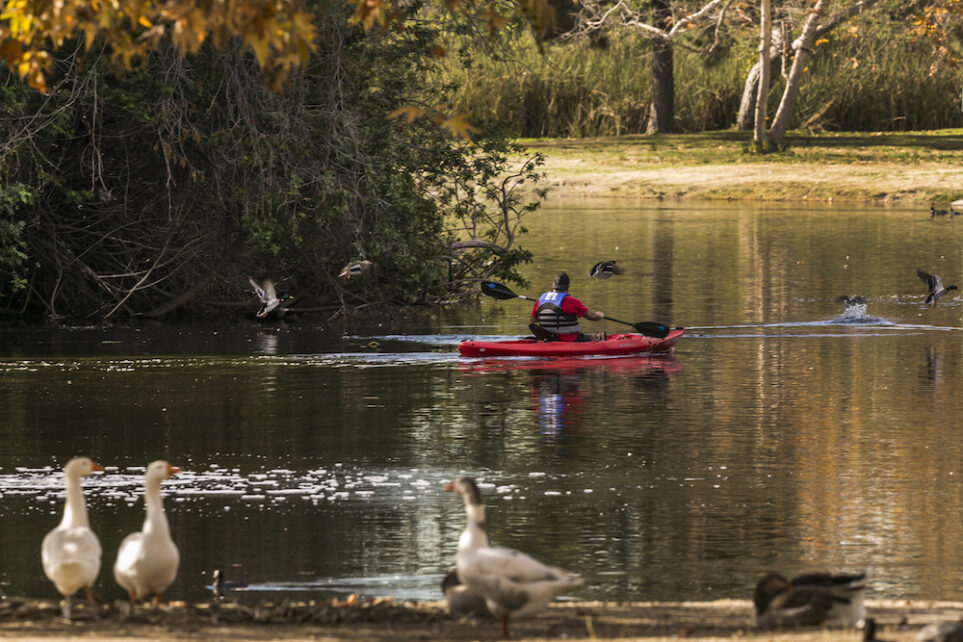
[{"xmin": 438, "ymin": 26, "xmax": 963, "ymax": 138}]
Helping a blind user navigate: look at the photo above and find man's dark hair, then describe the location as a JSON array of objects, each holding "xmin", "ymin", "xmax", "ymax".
[{"xmin": 552, "ymin": 272, "xmax": 570, "ymax": 291}]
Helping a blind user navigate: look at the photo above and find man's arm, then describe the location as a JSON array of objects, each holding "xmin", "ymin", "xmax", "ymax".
[{"xmin": 583, "ymin": 309, "xmax": 605, "ymax": 321}]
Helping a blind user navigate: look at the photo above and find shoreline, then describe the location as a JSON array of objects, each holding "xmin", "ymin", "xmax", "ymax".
[
  {"xmin": 524, "ymin": 132, "xmax": 963, "ymax": 203},
  {"xmin": 3, "ymin": 596, "xmax": 963, "ymax": 641}
]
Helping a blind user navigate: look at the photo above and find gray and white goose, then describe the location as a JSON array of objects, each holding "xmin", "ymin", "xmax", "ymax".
[{"xmin": 444, "ymin": 477, "xmax": 583, "ymax": 638}]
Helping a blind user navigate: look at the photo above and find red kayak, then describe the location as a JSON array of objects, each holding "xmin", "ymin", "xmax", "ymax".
[{"xmin": 458, "ymin": 328, "xmax": 684, "ymax": 358}]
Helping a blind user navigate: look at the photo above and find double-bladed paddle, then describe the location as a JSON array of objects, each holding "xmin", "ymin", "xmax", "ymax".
[{"xmin": 480, "ymin": 280, "xmax": 671, "ymax": 338}]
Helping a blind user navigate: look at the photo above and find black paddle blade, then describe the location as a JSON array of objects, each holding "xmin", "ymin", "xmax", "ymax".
[
  {"xmin": 632, "ymin": 322, "xmax": 671, "ymax": 338},
  {"xmin": 480, "ymin": 280, "xmax": 522, "ymax": 300}
]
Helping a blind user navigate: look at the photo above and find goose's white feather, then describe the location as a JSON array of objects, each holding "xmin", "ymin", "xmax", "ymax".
[
  {"xmin": 114, "ymin": 461, "xmax": 180, "ymax": 603},
  {"xmin": 42, "ymin": 457, "xmax": 103, "ymax": 605}
]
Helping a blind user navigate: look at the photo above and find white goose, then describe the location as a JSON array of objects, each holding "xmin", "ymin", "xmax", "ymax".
[
  {"xmin": 444, "ymin": 477, "xmax": 583, "ymax": 638},
  {"xmin": 114, "ymin": 461, "xmax": 181, "ymax": 605},
  {"xmin": 42, "ymin": 456, "xmax": 104, "ymax": 618}
]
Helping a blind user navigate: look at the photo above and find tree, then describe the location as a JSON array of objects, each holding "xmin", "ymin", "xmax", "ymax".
[
  {"xmin": 565, "ymin": 0, "xmax": 733, "ymax": 133},
  {"xmin": 0, "ymin": 0, "xmax": 318, "ymax": 92},
  {"xmin": 753, "ymin": 0, "xmax": 772, "ymax": 148},
  {"xmin": 0, "ymin": 2, "xmax": 544, "ymax": 318},
  {"xmin": 737, "ymin": 0, "xmax": 881, "ymax": 144}
]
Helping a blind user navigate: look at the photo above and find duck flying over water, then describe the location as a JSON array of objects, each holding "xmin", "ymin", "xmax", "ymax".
[
  {"xmin": 753, "ymin": 569, "xmax": 869, "ymax": 629},
  {"xmin": 589, "ymin": 260, "xmax": 624, "ymax": 279},
  {"xmin": 836, "ymin": 295, "xmax": 866, "ymax": 308},
  {"xmin": 248, "ymin": 277, "xmax": 291, "ymax": 318},
  {"xmin": 444, "ymin": 477, "xmax": 583, "ymax": 638},
  {"xmin": 917, "ymin": 269, "xmax": 958, "ymax": 307},
  {"xmin": 338, "ymin": 260, "xmax": 372, "ymax": 279}
]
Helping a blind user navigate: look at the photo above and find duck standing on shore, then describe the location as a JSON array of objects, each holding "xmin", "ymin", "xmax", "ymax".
[
  {"xmin": 441, "ymin": 570, "xmax": 491, "ymax": 618},
  {"xmin": 753, "ymin": 569, "xmax": 870, "ymax": 629},
  {"xmin": 114, "ymin": 461, "xmax": 180, "ymax": 605},
  {"xmin": 42, "ymin": 457, "xmax": 104, "ymax": 618},
  {"xmin": 444, "ymin": 477, "xmax": 583, "ymax": 638}
]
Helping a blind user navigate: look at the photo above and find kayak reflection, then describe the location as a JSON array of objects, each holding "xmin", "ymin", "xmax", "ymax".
[{"xmin": 460, "ymin": 355, "xmax": 683, "ymax": 437}]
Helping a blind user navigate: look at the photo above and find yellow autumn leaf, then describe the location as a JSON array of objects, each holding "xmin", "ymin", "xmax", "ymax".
[
  {"xmin": 387, "ymin": 105, "xmax": 424, "ymax": 123},
  {"xmin": 440, "ymin": 112, "xmax": 479, "ymax": 140},
  {"xmin": 815, "ymin": 38, "xmax": 829, "ymax": 46},
  {"xmin": 138, "ymin": 16, "xmax": 152, "ymax": 28},
  {"xmin": 27, "ymin": 65, "xmax": 46, "ymax": 92},
  {"xmin": 478, "ymin": 8, "xmax": 509, "ymax": 32}
]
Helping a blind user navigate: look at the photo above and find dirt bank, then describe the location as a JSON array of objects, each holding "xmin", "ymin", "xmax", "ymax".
[
  {"xmin": 3, "ymin": 596, "xmax": 963, "ymax": 641},
  {"xmin": 525, "ymin": 133, "xmax": 963, "ymax": 202}
]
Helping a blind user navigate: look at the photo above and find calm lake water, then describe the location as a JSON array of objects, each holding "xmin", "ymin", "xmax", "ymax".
[{"xmin": 2, "ymin": 201, "xmax": 963, "ymax": 605}]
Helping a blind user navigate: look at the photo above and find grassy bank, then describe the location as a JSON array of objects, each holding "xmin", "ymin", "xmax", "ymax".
[{"xmin": 522, "ymin": 130, "xmax": 963, "ymax": 203}]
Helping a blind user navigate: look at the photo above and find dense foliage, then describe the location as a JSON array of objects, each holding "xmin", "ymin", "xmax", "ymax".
[
  {"xmin": 440, "ymin": 1, "xmax": 963, "ymax": 137},
  {"xmin": 0, "ymin": 2, "xmax": 540, "ymax": 320}
]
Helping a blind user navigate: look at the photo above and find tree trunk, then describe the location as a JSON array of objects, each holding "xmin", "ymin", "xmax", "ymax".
[
  {"xmin": 736, "ymin": 61, "xmax": 761, "ymax": 131},
  {"xmin": 752, "ymin": 0, "xmax": 772, "ymax": 147},
  {"xmin": 736, "ymin": 27, "xmax": 784, "ymax": 131},
  {"xmin": 770, "ymin": 0, "xmax": 829, "ymax": 145},
  {"xmin": 646, "ymin": 0, "xmax": 674, "ymax": 134}
]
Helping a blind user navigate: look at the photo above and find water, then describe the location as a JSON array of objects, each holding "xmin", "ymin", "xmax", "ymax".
[{"xmin": 2, "ymin": 201, "xmax": 962, "ymax": 605}]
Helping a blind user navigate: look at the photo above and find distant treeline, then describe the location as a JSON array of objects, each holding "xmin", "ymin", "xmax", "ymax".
[{"xmin": 440, "ymin": 10, "xmax": 963, "ymax": 137}]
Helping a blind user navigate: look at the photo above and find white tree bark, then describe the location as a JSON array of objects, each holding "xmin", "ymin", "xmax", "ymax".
[
  {"xmin": 753, "ymin": 0, "xmax": 772, "ymax": 147},
  {"xmin": 769, "ymin": 0, "xmax": 829, "ymax": 144},
  {"xmin": 738, "ymin": 0, "xmax": 879, "ymax": 137}
]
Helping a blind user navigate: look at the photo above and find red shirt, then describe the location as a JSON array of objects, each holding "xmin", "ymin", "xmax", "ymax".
[{"xmin": 530, "ymin": 293, "xmax": 589, "ymax": 341}]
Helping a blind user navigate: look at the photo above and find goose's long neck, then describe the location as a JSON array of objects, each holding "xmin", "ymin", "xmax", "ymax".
[
  {"xmin": 459, "ymin": 502, "xmax": 490, "ymax": 552},
  {"xmin": 143, "ymin": 477, "xmax": 171, "ymax": 536},
  {"xmin": 60, "ymin": 473, "xmax": 89, "ymax": 529}
]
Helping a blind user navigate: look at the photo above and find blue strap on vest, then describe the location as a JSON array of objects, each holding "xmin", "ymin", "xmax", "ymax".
[{"xmin": 536, "ymin": 291, "xmax": 582, "ymax": 335}]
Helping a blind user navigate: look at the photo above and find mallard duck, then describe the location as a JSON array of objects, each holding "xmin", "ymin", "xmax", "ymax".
[
  {"xmin": 916, "ymin": 620, "xmax": 963, "ymax": 642},
  {"xmin": 113, "ymin": 461, "xmax": 180, "ymax": 605},
  {"xmin": 444, "ymin": 477, "xmax": 583, "ymax": 638},
  {"xmin": 442, "ymin": 570, "xmax": 491, "ymax": 618},
  {"xmin": 753, "ymin": 569, "xmax": 869, "ymax": 629},
  {"xmin": 862, "ymin": 618, "xmax": 893, "ymax": 642},
  {"xmin": 42, "ymin": 457, "xmax": 104, "ymax": 618},
  {"xmin": 931, "ymin": 203, "xmax": 950, "ymax": 217},
  {"xmin": 917, "ymin": 269, "xmax": 958, "ymax": 307},
  {"xmin": 338, "ymin": 260, "xmax": 372, "ymax": 279},
  {"xmin": 211, "ymin": 568, "xmax": 248, "ymax": 601},
  {"xmin": 248, "ymin": 277, "xmax": 292, "ymax": 318},
  {"xmin": 836, "ymin": 295, "xmax": 866, "ymax": 307},
  {"xmin": 589, "ymin": 260, "xmax": 624, "ymax": 279}
]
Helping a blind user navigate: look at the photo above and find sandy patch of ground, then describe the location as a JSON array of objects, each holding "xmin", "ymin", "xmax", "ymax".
[
  {"xmin": 3, "ymin": 597, "xmax": 963, "ymax": 641},
  {"xmin": 535, "ymin": 159, "xmax": 963, "ymax": 202}
]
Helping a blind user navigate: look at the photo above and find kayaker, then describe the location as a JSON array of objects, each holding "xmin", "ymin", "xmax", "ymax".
[{"xmin": 530, "ymin": 272, "xmax": 605, "ymax": 341}]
